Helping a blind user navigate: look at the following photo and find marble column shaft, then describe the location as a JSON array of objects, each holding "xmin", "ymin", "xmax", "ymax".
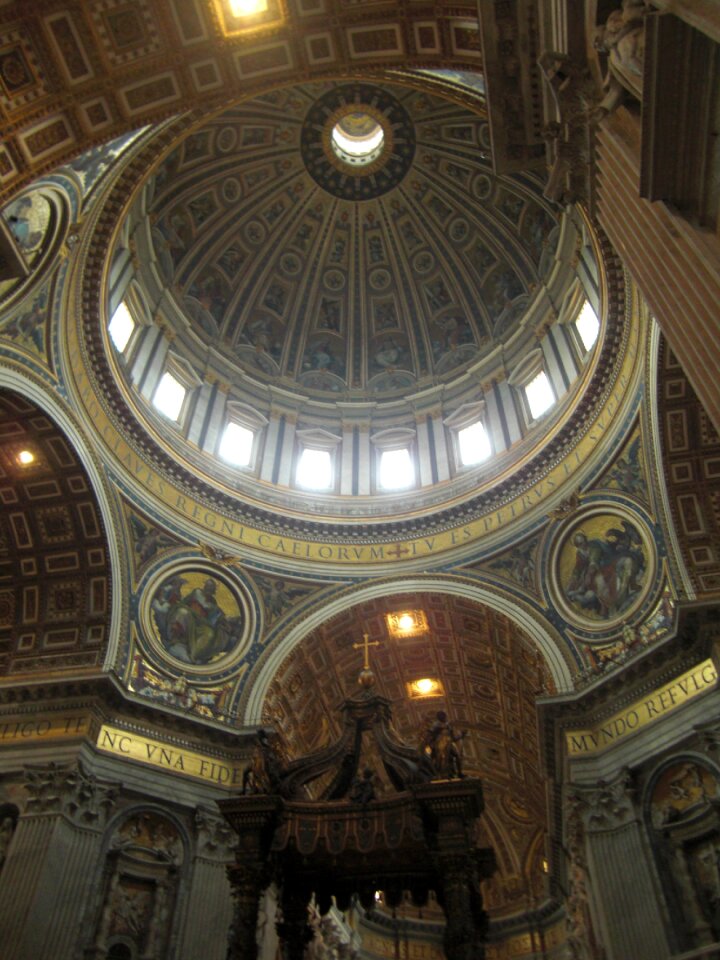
[
  {"xmin": 0, "ymin": 814, "xmax": 104, "ymax": 960},
  {"xmin": 575, "ymin": 773, "xmax": 669, "ymax": 960}
]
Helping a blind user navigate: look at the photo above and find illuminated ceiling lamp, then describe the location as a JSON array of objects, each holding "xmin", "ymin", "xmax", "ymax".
[
  {"xmin": 407, "ymin": 677, "xmax": 444, "ymax": 698},
  {"xmin": 228, "ymin": 0, "xmax": 268, "ymax": 14},
  {"xmin": 217, "ymin": 0, "xmax": 281, "ymax": 36},
  {"xmin": 386, "ymin": 609, "xmax": 428, "ymax": 638},
  {"xmin": 17, "ymin": 449, "xmax": 35, "ymax": 466}
]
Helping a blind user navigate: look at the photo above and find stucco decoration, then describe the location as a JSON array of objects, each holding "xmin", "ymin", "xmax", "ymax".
[
  {"xmin": 551, "ymin": 507, "xmax": 655, "ymax": 630},
  {"xmin": 140, "ymin": 562, "xmax": 253, "ymax": 675}
]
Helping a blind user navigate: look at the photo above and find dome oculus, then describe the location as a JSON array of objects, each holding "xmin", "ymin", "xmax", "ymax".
[
  {"xmin": 331, "ymin": 113, "xmax": 385, "ymax": 165},
  {"xmin": 301, "ymin": 84, "xmax": 415, "ymax": 200}
]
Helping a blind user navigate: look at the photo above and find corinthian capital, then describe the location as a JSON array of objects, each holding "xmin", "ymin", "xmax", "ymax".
[
  {"xmin": 23, "ymin": 762, "xmax": 117, "ymax": 826},
  {"xmin": 566, "ymin": 767, "xmax": 636, "ymax": 831}
]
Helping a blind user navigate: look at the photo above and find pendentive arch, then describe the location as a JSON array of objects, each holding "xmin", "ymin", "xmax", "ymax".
[
  {"xmin": 242, "ymin": 574, "xmax": 574, "ymax": 725},
  {"xmin": 0, "ymin": 365, "xmax": 127, "ymax": 671}
]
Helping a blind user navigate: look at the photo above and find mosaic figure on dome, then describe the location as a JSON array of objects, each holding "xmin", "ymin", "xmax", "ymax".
[
  {"xmin": 2, "ymin": 287, "xmax": 47, "ymax": 353},
  {"xmin": 129, "ymin": 513, "xmax": 177, "ymax": 565},
  {"xmin": 564, "ymin": 519, "xmax": 645, "ymax": 620},
  {"xmin": 151, "ymin": 573, "xmax": 244, "ymax": 665},
  {"xmin": 371, "ymin": 336, "xmax": 408, "ymax": 373},
  {"xmin": 432, "ymin": 313, "xmax": 474, "ymax": 360},
  {"xmin": 604, "ymin": 434, "xmax": 644, "ymax": 496}
]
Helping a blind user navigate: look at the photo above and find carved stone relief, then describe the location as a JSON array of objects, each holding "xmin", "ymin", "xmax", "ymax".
[
  {"xmin": 648, "ymin": 759, "xmax": 720, "ymax": 951},
  {"xmin": 86, "ymin": 809, "xmax": 185, "ymax": 960}
]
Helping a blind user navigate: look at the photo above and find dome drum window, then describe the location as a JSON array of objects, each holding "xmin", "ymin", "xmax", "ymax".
[
  {"xmin": 153, "ymin": 371, "xmax": 186, "ymax": 422},
  {"xmin": 216, "ymin": 402, "xmax": 268, "ymax": 470},
  {"xmin": 295, "ymin": 429, "xmax": 341, "ymax": 492},
  {"xmin": 444, "ymin": 402, "xmax": 493, "ymax": 471},
  {"xmin": 575, "ymin": 299, "xmax": 600, "ymax": 353},
  {"xmin": 372, "ymin": 429, "xmax": 417, "ymax": 492},
  {"xmin": 108, "ymin": 301, "xmax": 135, "ymax": 353},
  {"xmin": 508, "ymin": 350, "xmax": 557, "ymax": 425},
  {"xmin": 219, "ymin": 421, "xmax": 254, "ymax": 467},
  {"xmin": 150, "ymin": 354, "xmax": 201, "ymax": 426}
]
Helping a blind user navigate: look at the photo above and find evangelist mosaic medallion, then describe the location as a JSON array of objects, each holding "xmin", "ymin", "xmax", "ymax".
[
  {"xmin": 141, "ymin": 564, "xmax": 252, "ymax": 673},
  {"xmin": 551, "ymin": 508, "xmax": 654, "ymax": 629}
]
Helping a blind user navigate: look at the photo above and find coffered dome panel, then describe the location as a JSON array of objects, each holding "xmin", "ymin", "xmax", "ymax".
[
  {"xmin": 141, "ymin": 81, "xmax": 558, "ymax": 400},
  {"xmin": 72, "ymin": 72, "xmax": 628, "ymax": 550}
]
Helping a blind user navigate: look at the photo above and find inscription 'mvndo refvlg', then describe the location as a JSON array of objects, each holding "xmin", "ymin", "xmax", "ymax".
[{"xmin": 567, "ymin": 660, "xmax": 717, "ymax": 756}]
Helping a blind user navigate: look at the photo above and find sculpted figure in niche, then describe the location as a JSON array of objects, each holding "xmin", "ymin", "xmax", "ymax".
[
  {"xmin": 594, "ymin": 1, "xmax": 646, "ymax": 117},
  {"xmin": 421, "ymin": 711, "xmax": 467, "ymax": 779}
]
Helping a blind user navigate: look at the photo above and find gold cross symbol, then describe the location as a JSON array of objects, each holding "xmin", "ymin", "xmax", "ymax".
[{"xmin": 353, "ymin": 633, "xmax": 380, "ymax": 670}]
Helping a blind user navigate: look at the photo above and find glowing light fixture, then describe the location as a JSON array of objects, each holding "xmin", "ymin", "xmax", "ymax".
[
  {"xmin": 386, "ymin": 609, "xmax": 428, "ymax": 638},
  {"xmin": 407, "ymin": 677, "xmax": 443, "ymax": 698},
  {"xmin": 17, "ymin": 449, "xmax": 34, "ymax": 466},
  {"xmin": 228, "ymin": 0, "xmax": 268, "ymax": 15}
]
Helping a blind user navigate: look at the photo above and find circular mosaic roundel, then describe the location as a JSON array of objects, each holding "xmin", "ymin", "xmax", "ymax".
[
  {"xmin": 142, "ymin": 563, "xmax": 253, "ymax": 675},
  {"xmin": 301, "ymin": 84, "xmax": 416, "ymax": 200},
  {"xmin": 551, "ymin": 507, "xmax": 655, "ymax": 631}
]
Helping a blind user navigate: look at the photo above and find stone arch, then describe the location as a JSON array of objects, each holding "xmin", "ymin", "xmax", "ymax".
[
  {"xmin": 244, "ymin": 575, "xmax": 573, "ymax": 724},
  {"xmin": 0, "ymin": 369, "xmax": 125, "ymax": 671}
]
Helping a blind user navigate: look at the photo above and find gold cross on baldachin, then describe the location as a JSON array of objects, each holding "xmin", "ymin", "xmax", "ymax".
[{"xmin": 353, "ymin": 632, "xmax": 380, "ymax": 670}]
